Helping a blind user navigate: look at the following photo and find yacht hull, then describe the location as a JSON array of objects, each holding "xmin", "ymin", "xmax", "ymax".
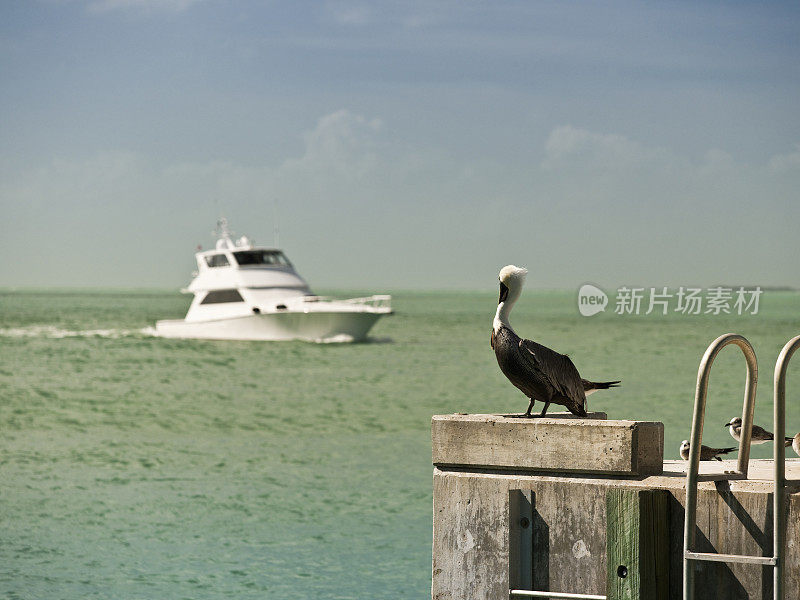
[{"xmin": 154, "ymin": 310, "xmax": 386, "ymax": 342}]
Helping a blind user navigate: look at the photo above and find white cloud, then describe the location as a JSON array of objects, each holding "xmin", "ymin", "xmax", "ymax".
[
  {"xmin": 769, "ymin": 144, "xmax": 800, "ymax": 172},
  {"xmin": 3, "ymin": 152, "xmax": 145, "ymax": 213},
  {"xmin": 86, "ymin": 0, "xmax": 205, "ymax": 13},
  {"xmin": 3, "ymin": 115, "xmax": 799, "ymax": 289},
  {"xmin": 542, "ymin": 125, "xmax": 673, "ymax": 171},
  {"xmin": 326, "ymin": 2, "xmax": 372, "ymax": 26},
  {"xmin": 280, "ymin": 109, "xmax": 384, "ymax": 181}
]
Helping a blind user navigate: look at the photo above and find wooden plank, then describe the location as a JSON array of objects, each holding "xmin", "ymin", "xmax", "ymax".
[
  {"xmin": 606, "ymin": 488, "xmax": 669, "ymax": 600},
  {"xmin": 432, "ymin": 413, "xmax": 664, "ymax": 476}
]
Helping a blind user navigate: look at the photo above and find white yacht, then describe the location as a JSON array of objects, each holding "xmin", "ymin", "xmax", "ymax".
[{"xmin": 155, "ymin": 220, "xmax": 391, "ymax": 342}]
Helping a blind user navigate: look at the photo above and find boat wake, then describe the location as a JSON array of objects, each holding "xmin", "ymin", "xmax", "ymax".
[
  {"xmin": 0, "ymin": 325, "xmax": 151, "ymax": 339},
  {"xmin": 147, "ymin": 328, "xmax": 364, "ymax": 344},
  {"xmin": 315, "ymin": 334, "xmax": 356, "ymax": 344},
  {"xmin": 0, "ymin": 326, "xmax": 392, "ymax": 344}
]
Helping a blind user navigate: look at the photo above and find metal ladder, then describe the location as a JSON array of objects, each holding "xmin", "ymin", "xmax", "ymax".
[
  {"xmin": 772, "ymin": 334, "xmax": 800, "ymax": 600},
  {"xmin": 683, "ymin": 333, "xmax": 800, "ymax": 599}
]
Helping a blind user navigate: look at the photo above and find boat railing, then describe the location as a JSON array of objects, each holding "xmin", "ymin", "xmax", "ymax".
[
  {"xmin": 297, "ymin": 294, "xmax": 392, "ymax": 311},
  {"xmin": 341, "ymin": 294, "xmax": 392, "ymax": 310}
]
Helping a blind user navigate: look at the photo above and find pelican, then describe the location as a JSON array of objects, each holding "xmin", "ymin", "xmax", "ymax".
[
  {"xmin": 490, "ymin": 265, "xmax": 620, "ymax": 417},
  {"xmin": 679, "ymin": 439, "xmax": 736, "ymax": 461},
  {"xmin": 723, "ymin": 417, "xmax": 793, "ymax": 446}
]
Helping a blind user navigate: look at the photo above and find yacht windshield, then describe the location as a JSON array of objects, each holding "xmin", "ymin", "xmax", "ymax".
[
  {"xmin": 233, "ymin": 250, "xmax": 291, "ymax": 267},
  {"xmin": 200, "ymin": 289, "xmax": 244, "ymax": 304},
  {"xmin": 205, "ymin": 254, "xmax": 230, "ymax": 268}
]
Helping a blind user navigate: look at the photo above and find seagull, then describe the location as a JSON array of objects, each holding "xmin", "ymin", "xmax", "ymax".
[
  {"xmin": 723, "ymin": 417, "xmax": 793, "ymax": 446},
  {"xmin": 793, "ymin": 433, "xmax": 800, "ymax": 457},
  {"xmin": 490, "ymin": 265, "xmax": 620, "ymax": 417},
  {"xmin": 679, "ymin": 439, "xmax": 736, "ymax": 461}
]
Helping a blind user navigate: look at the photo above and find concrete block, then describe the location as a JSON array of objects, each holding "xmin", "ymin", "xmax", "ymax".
[
  {"xmin": 432, "ymin": 462, "xmax": 800, "ymax": 600},
  {"xmin": 432, "ymin": 413, "xmax": 664, "ymax": 476}
]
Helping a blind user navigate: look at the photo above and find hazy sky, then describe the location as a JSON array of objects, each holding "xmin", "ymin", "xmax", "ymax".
[{"xmin": 2, "ymin": 1, "xmax": 798, "ymax": 290}]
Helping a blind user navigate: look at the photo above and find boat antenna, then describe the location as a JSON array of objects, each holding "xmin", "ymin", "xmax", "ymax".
[
  {"xmin": 272, "ymin": 199, "xmax": 280, "ymax": 248},
  {"xmin": 215, "ymin": 216, "xmax": 234, "ymax": 244}
]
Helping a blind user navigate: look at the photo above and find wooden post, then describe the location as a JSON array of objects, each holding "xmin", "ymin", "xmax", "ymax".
[{"xmin": 606, "ymin": 488, "xmax": 670, "ymax": 600}]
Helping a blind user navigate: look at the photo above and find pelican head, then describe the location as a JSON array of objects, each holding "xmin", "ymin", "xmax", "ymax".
[{"xmin": 498, "ymin": 265, "xmax": 528, "ymax": 304}]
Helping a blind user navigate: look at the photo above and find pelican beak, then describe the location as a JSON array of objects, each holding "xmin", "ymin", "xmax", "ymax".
[{"xmin": 499, "ymin": 281, "xmax": 509, "ymax": 304}]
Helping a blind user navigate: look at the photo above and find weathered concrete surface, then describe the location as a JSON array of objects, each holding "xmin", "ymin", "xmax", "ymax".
[
  {"xmin": 431, "ymin": 414, "xmax": 800, "ymax": 600},
  {"xmin": 432, "ymin": 462, "xmax": 800, "ymax": 600},
  {"xmin": 432, "ymin": 413, "xmax": 664, "ymax": 476}
]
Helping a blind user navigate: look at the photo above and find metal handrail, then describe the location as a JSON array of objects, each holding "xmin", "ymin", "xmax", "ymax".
[
  {"xmin": 772, "ymin": 335, "xmax": 800, "ymax": 600},
  {"xmin": 683, "ymin": 333, "xmax": 758, "ymax": 599}
]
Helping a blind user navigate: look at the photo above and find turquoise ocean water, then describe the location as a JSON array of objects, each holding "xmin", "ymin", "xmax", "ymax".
[{"xmin": 2, "ymin": 289, "xmax": 799, "ymax": 599}]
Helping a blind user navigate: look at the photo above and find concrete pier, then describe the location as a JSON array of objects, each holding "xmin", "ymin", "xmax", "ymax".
[
  {"xmin": 431, "ymin": 413, "xmax": 800, "ymax": 600},
  {"xmin": 433, "ymin": 413, "xmax": 663, "ymax": 476}
]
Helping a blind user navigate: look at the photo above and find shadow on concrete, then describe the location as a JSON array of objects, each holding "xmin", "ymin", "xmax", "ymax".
[
  {"xmin": 715, "ymin": 481, "xmax": 774, "ymax": 599},
  {"xmin": 669, "ymin": 493, "xmax": 749, "ymax": 599},
  {"xmin": 532, "ymin": 506, "xmax": 550, "ymax": 592}
]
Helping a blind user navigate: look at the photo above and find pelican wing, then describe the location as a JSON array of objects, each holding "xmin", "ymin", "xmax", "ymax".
[{"xmin": 518, "ymin": 339, "xmax": 586, "ymax": 406}]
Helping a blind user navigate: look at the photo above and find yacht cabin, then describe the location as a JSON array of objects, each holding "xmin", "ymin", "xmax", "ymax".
[{"xmin": 184, "ymin": 236, "xmax": 314, "ymax": 322}]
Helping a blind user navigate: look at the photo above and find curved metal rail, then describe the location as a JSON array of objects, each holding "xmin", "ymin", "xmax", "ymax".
[
  {"xmin": 683, "ymin": 333, "xmax": 799, "ymax": 599},
  {"xmin": 772, "ymin": 334, "xmax": 800, "ymax": 600},
  {"xmin": 683, "ymin": 333, "xmax": 758, "ymax": 599}
]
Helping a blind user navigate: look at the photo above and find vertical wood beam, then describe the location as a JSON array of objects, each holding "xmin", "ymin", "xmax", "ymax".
[{"xmin": 606, "ymin": 488, "xmax": 670, "ymax": 600}]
